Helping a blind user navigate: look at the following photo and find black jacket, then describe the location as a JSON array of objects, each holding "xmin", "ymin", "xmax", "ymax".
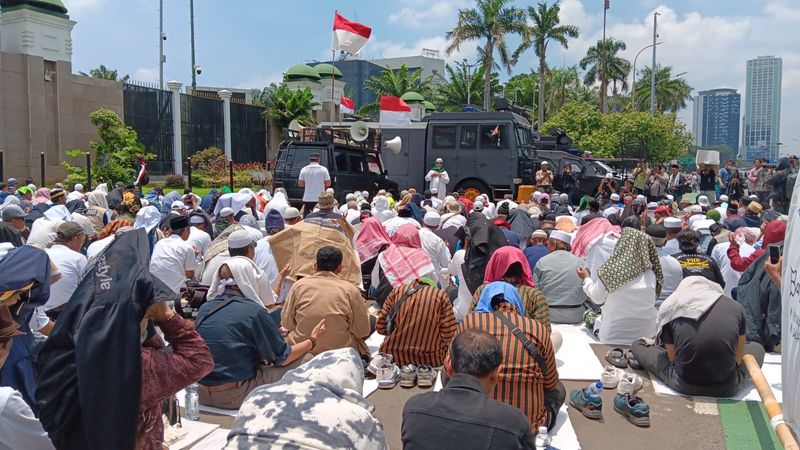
[
  {"xmin": 36, "ymin": 229, "xmax": 176, "ymax": 450},
  {"xmin": 736, "ymin": 245, "xmax": 782, "ymax": 351},
  {"xmin": 402, "ymin": 374, "xmax": 536, "ymax": 449}
]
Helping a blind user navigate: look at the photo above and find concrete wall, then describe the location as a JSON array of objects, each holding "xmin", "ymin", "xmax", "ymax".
[{"xmin": 0, "ymin": 50, "xmax": 123, "ymax": 184}]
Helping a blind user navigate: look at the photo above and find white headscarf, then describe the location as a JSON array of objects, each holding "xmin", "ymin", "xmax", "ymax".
[
  {"xmin": 207, "ymin": 256, "xmax": 274, "ymax": 307},
  {"xmin": 44, "ymin": 205, "xmax": 72, "ymax": 222},
  {"xmin": 0, "ymin": 196, "xmax": 20, "ymax": 215},
  {"xmin": 263, "ymin": 191, "xmax": 289, "ymax": 219},
  {"xmin": 87, "ymin": 190, "xmax": 109, "ymax": 210},
  {"xmin": 134, "ymin": 206, "xmax": 161, "ymax": 232},
  {"xmin": 27, "ymin": 218, "xmax": 63, "ymax": 248},
  {"xmin": 213, "ymin": 193, "xmax": 252, "ymax": 218}
]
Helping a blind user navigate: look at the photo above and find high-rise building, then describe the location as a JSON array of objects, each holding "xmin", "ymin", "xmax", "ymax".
[
  {"xmin": 692, "ymin": 88, "xmax": 740, "ymax": 153},
  {"xmin": 742, "ymin": 56, "xmax": 782, "ymax": 162}
]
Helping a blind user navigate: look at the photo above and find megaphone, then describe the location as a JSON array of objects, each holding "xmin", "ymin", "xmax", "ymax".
[
  {"xmin": 288, "ymin": 119, "xmax": 303, "ymax": 132},
  {"xmin": 384, "ymin": 136, "xmax": 402, "ymax": 155},
  {"xmin": 350, "ymin": 121, "xmax": 370, "ymax": 142}
]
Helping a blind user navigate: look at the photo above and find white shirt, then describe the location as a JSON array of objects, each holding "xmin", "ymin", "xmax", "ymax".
[
  {"xmin": 298, "ymin": 163, "xmax": 331, "ymax": 202},
  {"xmin": 710, "ymin": 242, "xmax": 743, "ymax": 298},
  {"xmin": 187, "ymin": 226, "xmax": 212, "ymax": 257},
  {"xmin": 0, "ymin": 387, "xmax": 54, "ymax": 450},
  {"xmin": 449, "ymin": 249, "xmax": 473, "ymax": 323},
  {"xmin": 585, "ymin": 233, "xmax": 619, "ymax": 284},
  {"xmin": 382, "ymin": 216, "xmax": 421, "ymax": 237},
  {"xmin": 419, "ymin": 227, "xmax": 452, "ymax": 276},
  {"xmin": 254, "ymin": 237, "xmax": 280, "ymax": 288},
  {"xmin": 655, "ymin": 250, "xmax": 684, "ymax": 309},
  {"xmin": 425, "ymin": 170, "xmax": 450, "ymax": 200},
  {"xmin": 583, "ymin": 271, "xmax": 658, "ymax": 346},
  {"xmin": 44, "ymin": 244, "xmax": 87, "ymax": 311},
  {"xmin": 86, "ymin": 235, "xmax": 114, "ymax": 260},
  {"xmin": 150, "ymin": 234, "xmax": 197, "ymax": 294},
  {"xmin": 66, "ymin": 190, "xmax": 84, "ymax": 202}
]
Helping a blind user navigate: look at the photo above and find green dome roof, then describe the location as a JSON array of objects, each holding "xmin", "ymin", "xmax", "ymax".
[
  {"xmin": 400, "ymin": 91, "xmax": 425, "ymax": 103},
  {"xmin": 2, "ymin": 0, "xmax": 68, "ymax": 14},
  {"xmin": 314, "ymin": 63, "xmax": 343, "ymax": 79},
  {"xmin": 284, "ymin": 64, "xmax": 321, "ymax": 81},
  {"xmin": 423, "ymin": 101, "xmax": 437, "ymax": 111}
]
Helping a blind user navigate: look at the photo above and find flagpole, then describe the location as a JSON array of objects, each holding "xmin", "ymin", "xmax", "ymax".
[{"xmin": 331, "ymin": 49, "xmax": 336, "ymax": 124}]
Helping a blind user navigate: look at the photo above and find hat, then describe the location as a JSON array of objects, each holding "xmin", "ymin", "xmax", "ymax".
[
  {"xmin": 56, "ymin": 222, "xmax": 84, "ymax": 241},
  {"xmin": 219, "ymin": 207, "xmax": 235, "ymax": 217},
  {"xmin": 169, "ymin": 215, "xmax": 189, "ymax": 231},
  {"xmin": 531, "ymin": 229, "xmax": 548, "ymax": 239},
  {"xmin": 6, "ymin": 178, "xmax": 17, "ymax": 187},
  {"xmin": 284, "ymin": 207, "xmax": 301, "ymax": 220},
  {"xmin": 541, "ymin": 161, "xmax": 549, "ymax": 166},
  {"xmin": 549, "ymin": 230, "xmax": 572, "ymax": 244},
  {"xmin": 666, "ymin": 194, "xmax": 674, "ymax": 201},
  {"xmin": 50, "ymin": 189, "xmax": 65, "ymax": 200},
  {"xmin": 706, "ymin": 209, "xmax": 722, "ymax": 223},
  {"xmin": 664, "ymin": 217, "xmax": 682, "ymax": 230},
  {"xmin": 115, "ymin": 182, "xmax": 125, "ymax": 189},
  {"xmin": 473, "ymin": 201, "xmax": 484, "ymax": 212},
  {"xmin": 0, "ymin": 305, "xmax": 25, "ymax": 339},
  {"xmin": 655, "ymin": 205, "xmax": 671, "ymax": 216},
  {"xmin": 318, "ymin": 192, "xmax": 336, "ymax": 210},
  {"xmin": 697, "ymin": 195, "xmax": 710, "ymax": 207},
  {"xmin": 74, "ymin": 183, "xmax": 84, "ymax": 191},
  {"xmin": 189, "ymin": 214, "xmax": 206, "ymax": 224},
  {"xmin": 1, "ymin": 205, "xmax": 26, "ymax": 221},
  {"xmin": 610, "ymin": 193, "xmax": 621, "ymax": 202},
  {"xmin": 749, "ymin": 194, "xmax": 759, "ymax": 201},
  {"xmin": 228, "ymin": 230, "xmax": 255, "ymax": 250},
  {"xmin": 361, "ymin": 191, "xmax": 369, "ymax": 199},
  {"xmin": 171, "ymin": 200, "xmax": 187, "ymax": 210},
  {"xmin": 689, "ymin": 205, "xmax": 703, "ymax": 214},
  {"xmin": 265, "ymin": 209, "xmax": 285, "ymax": 230},
  {"xmin": 423, "ymin": 211, "xmax": 441, "ymax": 227},
  {"xmin": 719, "ymin": 194, "xmax": 729, "ymax": 203},
  {"xmin": 430, "ymin": 188, "xmax": 438, "ymax": 194},
  {"xmin": 497, "ymin": 202, "xmax": 510, "ymax": 215},
  {"xmin": 605, "ymin": 173, "xmax": 613, "ymax": 179},
  {"xmin": 646, "ymin": 202, "xmax": 658, "ymax": 209},
  {"xmin": 747, "ymin": 202, "xmax": 763, "ymax": 215},
  {"xmin": 326, "ymin": 188, "xmax": 335, "ymax": 194},
  {"xmin": 555, "ymin": 216, "xmax": 577, "ymax": 233},
  {"xmin": 346, "ymin": 193, "xmax": 357, "ymax": 201},
  {"xmin": 646, "ymin": 224, "xmax": 667, "ymax": 247}
]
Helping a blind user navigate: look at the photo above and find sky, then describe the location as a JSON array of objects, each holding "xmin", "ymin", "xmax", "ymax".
[{"xmin": 65, "ymin": 0, "xmax": 800, "ymax": 155}]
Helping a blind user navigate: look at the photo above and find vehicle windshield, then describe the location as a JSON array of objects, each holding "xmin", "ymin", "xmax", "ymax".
[
  {"xmin": 515, "ymin": 126, "xmax": 532, "ymax": 159},
  {"xmin": 590, "ymin": 160, "xmax": 615, "ymax": 175}
]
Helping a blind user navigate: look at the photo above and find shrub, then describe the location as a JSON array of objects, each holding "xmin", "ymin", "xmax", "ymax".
[{"xmin": 164, "ymin": 173, "xmax": 186, "ymax": 188}]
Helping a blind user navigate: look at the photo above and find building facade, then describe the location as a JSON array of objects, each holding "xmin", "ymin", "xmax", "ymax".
[
  {"xmin": 692, "ymin": 88, "xmax": 740, "ymax": 152},
  {"xmin": 742, "ymin": 56, "xmax": 782, "ymax": 162}
]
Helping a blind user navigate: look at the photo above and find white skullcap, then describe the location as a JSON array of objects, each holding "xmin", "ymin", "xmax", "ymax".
[
  {"xmin": 362, "ymin": 191, "xmax": 369, "ymax": 198},
  {"xmin": 697, "ymin": 195, "xmax": 710, "ymax": 207},
  {"xmin": 610, "ymin": 193, "xmax": 621, "ymax": 202},
  {"xmin": 549, "ymin": 230, "xmax": 572, "ymax": 244},
  {"xmin": 284, "ymin": 207, "xmax": 301, "ymax": 219},
  {"xmin": 690, "ymin": 219, "xmax": 716, "ymax": 231},
  {"xmin": 689, "ymin": 205, "xmax": 703, "ymax": 214},
  {"xmin": 647, "ymin": 202, "xmax": 659, "ymax": 209},
  {"xmin": 719, "ymin": 195, "xmax": 729, "ymax": 202},
  {"xmin": 326, "ymin": 188, "xmax": 335, "ymax": 194},
  {"xmin": 171, "ymin": 200, "xmax": 186, "ymax": 209},
  {"xmin": 219, "ymin": 207, "xmax": 234, "ymax": 217},
  {"xmin": 346, "ymin": 193, "xmax": 357, "ymax": 201},
  {"xmin": 664, "ymin": 217, "xmax": 682, "ymax": 229},
  {"xmin": 189, "ymin": 215, "xmax": 206, "ymax": 224},
  {"xmin": 749, "ymin": 194, "xmax": 759, "ymax": 200},
  {"xmin": 636, "ymin": 195, "xmax": 646, "ymax": 201},
  {"xmin": 430, "ymin": 188, "xmax": 438, "ymax": 194},
  {"xmin": 227, "ymin": 230, "xmax": 255, "ymax": 249},
  {"xmin": 531, "ymin": 229, "xmax": 548, "ymax": 239},
  {"xmin": 666, "ymin": 194, "xmax": 674, "ymax": 201},
  {"xmin": 423, "ymin": 211, "xmax": 441, "ymax": 227},
  {"xmin": 74, "ymin": 183, "xmax": 84, "ymax": 191}
]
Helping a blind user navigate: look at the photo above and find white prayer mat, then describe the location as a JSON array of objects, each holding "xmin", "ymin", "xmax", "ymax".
[
  {"xmin": 189, "ymin": 428, "xmax": 231, "ymax": 450},
  {"xmin": 167, "ymin": 420, "xmax": 219, "ymax": 450},
  {"xmin": 366, "ymin": 332, "xmax": 386, "ymax": 356},
  {"xmin": 552, "ymin": 324, "xmax": 605, "ymax": 380},
  {"xmin": 650, "ymin": 352, "xmax": 782, "ymax": 402}
]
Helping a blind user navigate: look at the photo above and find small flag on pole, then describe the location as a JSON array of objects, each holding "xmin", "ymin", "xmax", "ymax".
[
  {"xmin": 332, "ymin": 12, "xmax": 372, "ymax": 54},
  {"xmin": 340, "ymin": 95, "xmax": 355, "ymax": 114},
  {"xmin": 604, "ymin": 0, "xmax": 610, "ymax": 9},
  {"xmin": 490, "ymin": 125, "xmax": 500, "ymax": 137},
  {"xmin": 379, "ymin": 96, "xmax": 412, "ymax": 127}
]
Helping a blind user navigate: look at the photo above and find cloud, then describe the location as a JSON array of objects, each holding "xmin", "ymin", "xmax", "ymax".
[
  {"xmin": 132, "ymin": 67, "xmax": 159, "ymax": 83},
  {"xmin": 362, "ymin": 35, "xmax": 478, "ymax": 66},
  {"xmin": 63, "ymin": 0, "xmax": 105, "ymax": 15},
  {"xmin": 764, "ymin": 1, "xmax": 800, "ymax": 22},
  {"xmin": 235, "ymin": 72, "xmax": 284, "ymax": 89},
  {"xmin": 388, "ymin": 1, "xmax": 466, "ymax": 28}
]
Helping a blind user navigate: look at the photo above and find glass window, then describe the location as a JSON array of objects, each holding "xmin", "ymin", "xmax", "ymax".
[
  {"xmin": 367, "ymin": 154, "xmax": 382, "ymax": 174},
  {"xmin": 347, "ymin": 154, "xmax": 363, "ymax": 172},
  {"xmin": 480, "ymin": 124, "xmax": 507, "ymax": 148},
  {"xmin": 459, "ymin": 125, "xmax": 477, "ymax": 149},
  {"xmin": 334, "ymin": 150, "xmax": 349, "ymax": 171},
  {"xmin": 432, "ymin": 125, "xmax": 457, "ymax": 149},
  {"xmin": 570, "ymin": 163, "xmax": 583, "ymax": 175}
]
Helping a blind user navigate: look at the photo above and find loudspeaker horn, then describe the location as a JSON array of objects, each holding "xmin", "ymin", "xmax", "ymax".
[
  {"xmin": 350, "ymin": 121, "xmax": 370, "ymax": 142},
  {"xmin": 384, "ymin": 136, "xmax": 402, "ymax": 155},
  {"xmin": 288, "ymin": 119, "xmax": 303, "ymax": 132}
]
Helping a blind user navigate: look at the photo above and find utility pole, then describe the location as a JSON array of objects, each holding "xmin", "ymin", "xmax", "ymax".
[
  {"xmin": 650, "ymin": 11, "xmax": 659, "ymax": 116},
  {"xmin": 159, "ymin": 0, "xmax": 164, "ymax": 90},
  {"xmin": 601, "ymin": 0, "xmax": 609, "ymax": 113},
  {"xmin": 190, "ymin": 0, "xmax": 196, "ymax": 92}
]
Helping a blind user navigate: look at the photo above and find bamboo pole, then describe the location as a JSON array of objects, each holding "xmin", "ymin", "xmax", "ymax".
[{"xmin": 743, "ymin": 354, "xmax": 799, "ymax": 450}]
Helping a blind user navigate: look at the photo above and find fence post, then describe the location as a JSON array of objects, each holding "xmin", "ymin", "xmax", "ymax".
[
  {"xmin": 218, "ymin": 90, "xmax": 233, "ymax": 160},
  {"xmin": 40, "ymin": 152, "xmax": 45, "ymax": 186},
  {"xmin": 187, "ymin": 157, "xmax": 192, "ymax": 190},
  {"xmin": 229, "ymin": 160, "xmax": 234, "ymax": 191},
  {"xmin": 85, "ymin": 153, "xmax": 92, "ymax": 191},
  {"xmin": 167, "ymin": 81, "xmax": 184, "ymax": 175}
]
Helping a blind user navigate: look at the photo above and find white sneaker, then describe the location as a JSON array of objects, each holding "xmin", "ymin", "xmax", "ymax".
[
  {"xmin": 377, "ymin": 364, "xmax": 400, "ymax": 389},
  {"xmin": 617, "ymin": 372, "xmax": 643, "ymax": 395},
  {"xmin": 367, "ymin": 353, "xmax": 392, "ymax": 375},
  {"xmin": 601, "ymin": 365, "xmax": 624, "ymax": 389}
]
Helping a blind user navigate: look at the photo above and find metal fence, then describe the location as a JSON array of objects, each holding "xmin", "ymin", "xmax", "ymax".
[
  {"xmin": 123, "ymin": 82, "xmax": 174, "ymax": 175},
  {"xmin": 180, "ymin": 93, "xmax": 224, "ymax": 159},
  {"xmin": 231, "ymin": 102, "xmax": 267, "ymax": 163}
]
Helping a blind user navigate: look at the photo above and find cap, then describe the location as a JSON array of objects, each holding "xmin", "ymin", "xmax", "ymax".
[
  {"xmin": 646, "ymin": 224, "xmax": 667, "ymax": 246},
  {"xmin": 531, "ymin": 229, "xmax": 548, "ymax": 239},
  {"xmin": 666, "ymin": 194, "xmax": 674, "ymax": 201},
  {"xmin": 346, "ymin": 193, "xmax": 357, "ymax": 201},
  {"xmin": 430, "ymin": 188, "xmax": 438, "ymax": 194},
  {"xmin": 1, "ymin": 205, "xmax": 26, "ymax": 221},
  {"xmin": 0, "ymin": 305, "xmax": 25, "ymax": 339},
  {"xmin": 549, "ymin": 230, "xmax": 572, "ymax": 244},
  {"xmin": 555, "ymin": 216, "xmax": 577, "ymax": 233},
  {"xmin": 74, "ymin": 183, "xmax": 84, "ymax": 191},
  {"xmin": 689, "ymin": 205, "xmax": 703, "ymax": 214},
  {"xmin": 664, "ymin": 217, "xmax": 682, "ymax": 230},
  {"xmin": 189, "ymin": 214, "xmax": 206, "ymax": 224},
  {"xmin": 219, "ymin": 207, "xmax": 235, "ymax": 217},
  {"xmin": 541, "ymin": 161, "xmax": 549, "ymax": 166},
  {"xmin": 706, "ymin": 210, "xmax": 722, "ymax": 222},
  {"xmin": 647, "ymin": 202, "xmax": 659, "ymax": 209},
  {"xmin": 655, "ymin": 205, "xmax": 671, "ymax": 216},
  {"xmin": 748, "ymin": 202, "xmax": 763, "ymax": 215},
  {"xmin": 56, "ymin": 222, "xmax": 84, "ymax": 241},
  {"xmin": 719, "ymin": 194, "xmax": 729, "ymax": 203},
  {"xmin": 317, "ymin": 191, "xmax": 336, "ymax": 210},
  {"xmin": 423, "ymin": 211, "xmax": 441, "ymax": 227},
  {"xmin": 171, "ymin": 200, "xmax": 187, "ymax": 210},
  {"xmin": 169, "ymin": 216, "xmax": 189, "ymax": 231},
  {"xmin": 265, "ymin": 209, "xmax": 285, "ymax": 230},
  {"xmin": 6, "ymin": 178, "xmax": 17, "ymax": 187},
  {"xmin": 691, "ymin": 219, "xmax": 716, "ymax": 231},
  {"xmin": 749, "ymin": 194, "xmax": 759, "ymax": 201},
  {"xmin": 610, "ymin": 193, "xmax": 621, "ymax": 202},
  {"xmin": 697, "ymin": 195, "xmax": 710, "ymax": 207},
  {"xmin": 497, "ymin": 202, "xmax": 510, "ymax": 215},
  {"xmin": 473, "ymin": 201, "xmax": 484, "ymax": 211},
  {"xmin": 284, "ymin": 207, "xmax": 301, "ymax": 220},
  {"xmin": 228, "ymin": 229, "xmax": 255, "ymax": 249}
]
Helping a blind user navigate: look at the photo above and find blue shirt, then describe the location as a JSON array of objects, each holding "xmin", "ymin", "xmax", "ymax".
[
  {"xmin": 523, "ymin": 245, "xmax": 549, "ymax": 271},
  {"xmin": 196, "ymin": 292, "xmax": 290, "ymax": 385},
  {"xmin": 719, "ymin": 167, "xmax": 729, "ymax": 186}
]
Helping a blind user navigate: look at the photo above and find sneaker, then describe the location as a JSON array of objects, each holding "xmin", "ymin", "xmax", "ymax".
[
  {"xmin": 617, "ymin": 372, "xmax": 643, "ymax": 395},
  {"xmin": 600, "ymin": 365, "xmax": 624, "ymax": 389},
  {"xmin": 367, "ymin": 353, "xmax": 393, "ymax": 376},
  {"xmin": 614, "ymin": 393, "xmax": 651, "ymax": 427},
  {"xmin": 416, "ymin": 365, "xmax": 436, "ymax": 388},
  {"xmin": 399, "ymin": 365, "xmax": 417, "ymax": 388},
  {"xmin": 377, "ymin": 363, "xmax": 400, "ymax": 389},
  {"xmin": 569, "ymin": 387, "xmax": 603, "ymax": 420}
]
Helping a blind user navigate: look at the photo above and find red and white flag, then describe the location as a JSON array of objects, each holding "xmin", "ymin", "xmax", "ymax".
[
  {"xmin": 332, "ymin": 12, "xmax": 371, "ymax": 54},
  {"xmin": 380, "ymin": 96, "xmax": 412, "ymax": 127},
  {"xmin": 340, "ymin": 95, "xmax": 355, "ymax": 114}
]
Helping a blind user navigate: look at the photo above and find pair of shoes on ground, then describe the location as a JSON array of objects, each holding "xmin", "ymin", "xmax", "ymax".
[
  {"xmin": 399, "ymin": 364, "xmax": 436, "ymax": 388},
  {"xmin": 601, "ymin": 365, "xmax": 644, "ymax": 395},
  {"xmin": 569, "ymin": 384, "xmax": 651, "ymax": 428},
  {"xmin": 605, "ymin": 347, "xmax": 642, "ymax": 370}
]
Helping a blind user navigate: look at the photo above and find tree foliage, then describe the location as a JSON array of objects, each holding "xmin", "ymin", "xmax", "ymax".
[
  {"xmin": 63, "ymin": 109, "xmax": 150, "ymax": 186},
  {"xmin": 79, "ymin": 64, "xmax": 129, "ymax": 82},
  {"xmin": 543, "ymin": 100, "xmax": 692, "ymax": 162},
  {"xmin": 580, "ymin": 38, "xmax": 630, "ymax": 110},
  {"xmin": 262, "ymin": 84, "xmax": 319, "ymax": 128},
  {"xmin": 437, "ymin": 64, "xmax": 501, "ymax": 112},
  {"xmin": 632, "ymin": 65, "xmax": 692, "ymax": 113}
]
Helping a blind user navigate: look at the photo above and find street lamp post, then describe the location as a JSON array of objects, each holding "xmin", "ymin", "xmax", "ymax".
[
  {"xmin": 462, "ymin": 58, "xmax": 479, "ymax": 107},
  {"xmin": 190, "ymin": 0, "xmax": 197, "ymax": 91},
  {"xmin": 650, "ymin": 11, "xmax": 660, "ymax": 116},
  {"xmin": 631, "ymin": 42, "xmax": 661, "ymax": 111}
]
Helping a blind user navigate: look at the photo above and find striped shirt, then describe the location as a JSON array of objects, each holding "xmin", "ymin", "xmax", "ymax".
[
  {"xmin": 459, "ymin": 303, "xmax": 559, "ymax": 430},
  {"xmin": 469, "ymin": 283, "xmax": 551, "ymax": 331},
  {"xmin": 376, "ymin": 283, "xmax": 457, "ymax": 367}
]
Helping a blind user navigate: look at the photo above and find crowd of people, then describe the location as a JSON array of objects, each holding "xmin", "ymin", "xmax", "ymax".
[{"xmin": 0, "ymin": 152, "xmax": 793, "ymax": 449}]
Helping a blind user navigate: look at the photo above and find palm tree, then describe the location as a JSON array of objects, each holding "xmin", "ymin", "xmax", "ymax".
[
  {"xmin": 632, "ymin": 66, "xmax": 692, "ymax": 113},
  {"xmin": 579, "ymin": 38, "xmax": 630, "ymax": 112},
  {"xmin": 264, "ymin": 84, "xmax": 319, "ymax": 128},
  {"xmin": 359, "ymin": 64, "xmax": 434, "ymax": 117},
  {"xmin": 545, "ymin": 66, "xmax": 581, "ymax": 117},
  {"xmin": 515, "ymin": 1, "xmax": 579, "ymax": 127},
  {"xmin": 440, "ymin": 64, "xmax": 501, "ymax": 111},
  {"xmin": 445, "ymin": 0, "xmax": 529, "ymax": 110},
  {"xmin": 79, "ymin": 64, "xmax": 129, "ymax": 82}
]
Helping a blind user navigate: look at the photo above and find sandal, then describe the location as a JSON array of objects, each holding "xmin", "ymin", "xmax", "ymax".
[
  {"xmin": 605, "ymin": 348, "xmax": 628, "ymax": 369},
  {"xmin": 626, "ymin": 350, "xmax": 643, "ymax": 370}
]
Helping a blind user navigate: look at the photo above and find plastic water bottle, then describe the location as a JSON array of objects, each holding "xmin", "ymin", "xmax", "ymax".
[
  {"xmin": 586, "ymin": 381, "xmax": 603, "ymax": 399},
  {"xmin": 534, "ymin": 426, "xmax": 551, "ymax": 450},
  {"xmin": 185, "ymin": 383, "xmax": 200, "ymax": 421}
]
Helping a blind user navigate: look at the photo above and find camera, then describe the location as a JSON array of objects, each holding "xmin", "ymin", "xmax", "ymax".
[
  {"xmin": 194, "ymin": 65, "xmax": 202, "ymax": 75},
  {"xmin": 161, "ymin": 32, "xmax": 167, "ymax": 41}
]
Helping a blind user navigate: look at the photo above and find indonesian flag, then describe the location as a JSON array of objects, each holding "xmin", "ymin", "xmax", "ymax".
[
  {"xmin": 340, "ymin": 95, "xmax": 355, "ymax": 114},
  {"xmin": 332, "ymin": 12, "xmax": 371, "ymax": 54},
  {"xmin": 380, "ymin": 96, "xmax": 412, "ymax": 127},
  {"xmin": 490, "ymin": 125, "xmax": 500, "ymax": 137},
  {"xmin": 134, "ymin": 157, "xmax": 147, "ymax": 186}
]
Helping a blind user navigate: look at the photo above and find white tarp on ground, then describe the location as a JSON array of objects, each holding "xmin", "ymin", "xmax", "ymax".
[
  {"xmin": 781, "ymin": 169, "xmax": 800, "ymax": 435},
  {"xmin": 552, "ymin": 324, "xmax": 605, "ymax": 381}
]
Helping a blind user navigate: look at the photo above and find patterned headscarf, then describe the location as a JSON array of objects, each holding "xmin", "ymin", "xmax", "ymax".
[
  {"xmin": 597, "ymin": 227, "xmax": 664, "ymax": 296},
  {"xmin": 377, "ymin": 224, "xmax": 435, "ymax": 288},
  {"xmin": 431, "ymin": 158, "xmax": 446, "ymax": 173}
]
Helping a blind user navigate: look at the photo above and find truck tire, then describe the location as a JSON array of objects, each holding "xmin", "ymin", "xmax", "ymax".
[{"xmin": 455, "ymin": 180, "xmax": 491, "ymax": 201}]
